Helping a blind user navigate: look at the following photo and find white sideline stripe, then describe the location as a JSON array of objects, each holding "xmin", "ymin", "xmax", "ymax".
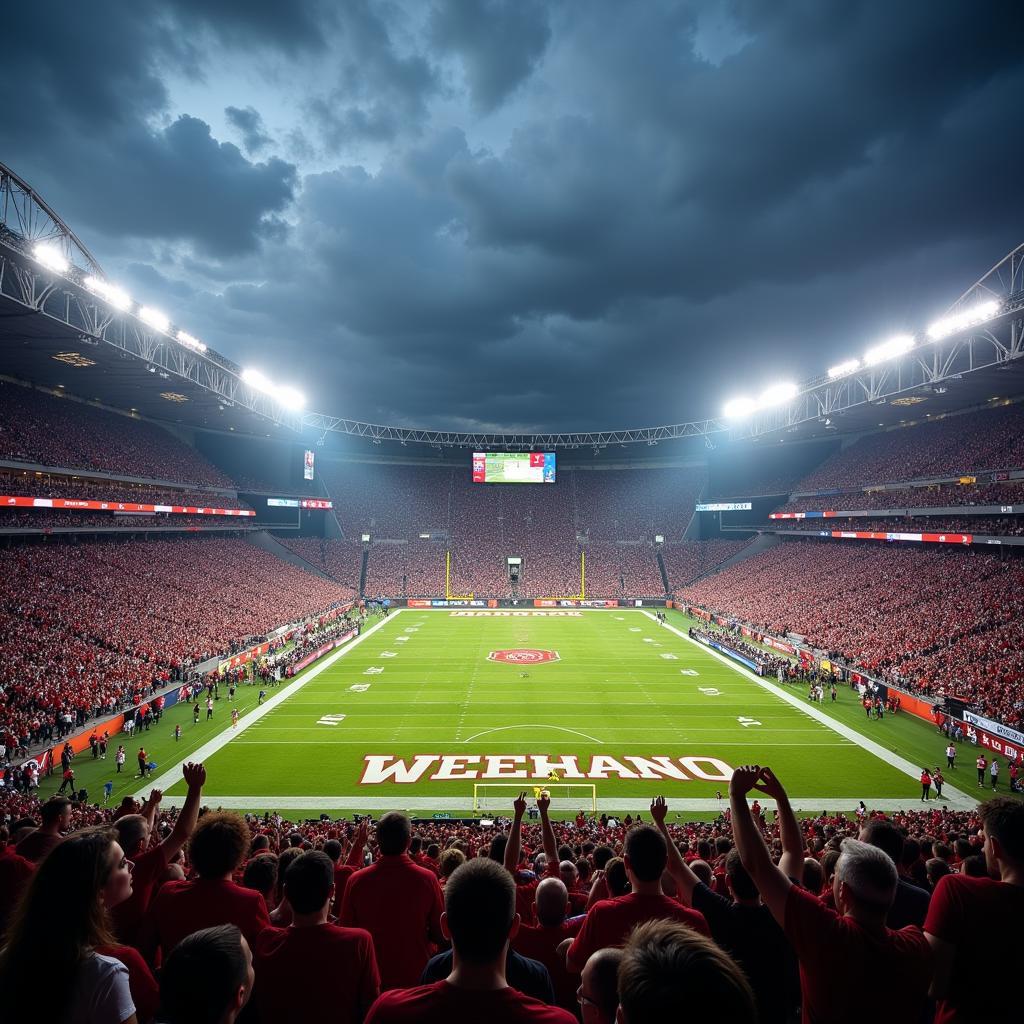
[
  {"xmin": 132, "ymin": 610, "xmax": 402, "ymax": 798},
  {"xmin": 644, "ymin": 611, "xmax": 978, "ymax": 810},
  {"xmin": 153, "ymin": 795, "xmax": 957, "ymax": 813}
]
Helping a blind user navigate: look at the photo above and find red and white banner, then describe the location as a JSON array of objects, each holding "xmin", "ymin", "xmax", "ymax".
[
  {"xmin": 1, "ymin": 495, "xmax": 255, "ymax": 517},
  {"xmin": 829, "ymin": 530, "xmax": 972, "ymax": 545},
  {"xmin": 218, "ymin": 641, "xmax": 272, "ymax": 673}
]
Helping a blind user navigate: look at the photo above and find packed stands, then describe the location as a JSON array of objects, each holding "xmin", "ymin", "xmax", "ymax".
[
  {"xmin": 275, "ymin": 537, "xmax": 365, "ymax": 590},
  {"xmin": 364, "ymin": 541, "xmax": 447, "ymax": 597},
  {"xmin": 679, "ymin": 540, "xmax": 1024, "ymax": 725},
  {"xmin": 0, "ymin": 537, "xmax": 354, "ymax": 751},
  {"xmin": 776, "ymin": 479, "xmax": 1024, "ymax": 512},
  {"xmin": 792, "ymin": 402, "xmax": 1024, "ymax": 492},
  {"xmin": 0, "ymin": 381, "xmax": 237, "ymax": 486},
  {"xmin": 0, "ymin": 511, "xmax": 258, "ymax": 531},
  {"xmin": 582, "ymin": 543, "xmax": 664, "ymax": 596},
  {"xmin": 573, "ymin": 467, "xmax": 706, "ymax": 541},
  {"xmin": 772, "ymin": 515, "xmax": 1024, "ymax": 536},
  {"xmin": 661, "ymin": 539, "xmax": 753, "ymax": 588}
]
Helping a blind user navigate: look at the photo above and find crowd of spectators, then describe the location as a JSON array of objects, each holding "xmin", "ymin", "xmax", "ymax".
[
  {"xmin": 0, "ymin": 773, "xmax": 1019, "ymax": 1024},
  {"xmin": 792, "ymin": 402, "xmax": 1024, "ymax": 493},
  {"xmin": 0, "ymin": 537, "xmax": 355, "ymax": 755},
  {"xmin": 364, "ymin": 542, "xmax": 447, "ymax": 598},
  {"xmin": 580, "ymin": 543, "xmax": 664, "ymax": 597},
  {"xmin": 0, "ymin": 382, "xmax": 236, "ymax": 487},
  {"xmin": 275, "ymin": 538, "xmax": 365, "ymax": 591},
  {"xmin": 687, "ymin": 624, "xmax": 791, "ymax": 678},
  {"xmin": 0, "ymin": 511, "xmax": 259, "ymax": 531},
  {"xmin": 661, "ymin": 539, "xmax": 752, "ymax": 589},
  {"xmin": 777, "ymin": 478, "xmax": 1024, "ymax": 512},
  {"xmin": 769, "ymin": 514, "xmax": 1024, "ymax": 537},
  {"xmin": 0, "ymin": 472, "xmax": 243, "ymax": 507},
  {"xmin": 679, "ymin": 540, "xmax": 1024, "ymax": 725}
]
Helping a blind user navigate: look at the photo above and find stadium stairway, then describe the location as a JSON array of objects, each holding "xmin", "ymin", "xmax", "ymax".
[
  {"xmin": 358, "ymin": 545, "xmax": 369, "ymax": 597},
  {"xmin": 248, "ymin": 532, "xmax": 340, "ymax": 584},
  {"xmin": 656, "ymin": 548, "xmax": 671, "ymax": 594}
]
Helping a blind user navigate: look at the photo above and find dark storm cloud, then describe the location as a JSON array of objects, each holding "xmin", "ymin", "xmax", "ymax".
[
  {"xmin": 225, "ymin": 106, "xmax": 273, "ymax": 155},
  {"xmin": 0, "ymin": 3, "xmax": 297, "ymax": 257},
  {"xmin": 429, "ymin": 0, "xmax": 552, "ymax": 112},
  {"xmin": 4, "ymin": 1, "xmax": 1024, "ymax": 431}
]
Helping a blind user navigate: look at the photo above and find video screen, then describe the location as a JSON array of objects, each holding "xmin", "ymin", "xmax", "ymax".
[{"xmin": 472, "ymin": 452, "xmax": 556, "ymax": 484}]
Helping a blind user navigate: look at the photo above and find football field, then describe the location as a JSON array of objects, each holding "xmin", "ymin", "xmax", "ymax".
[{"xmin": 152, "ymin": 609, "xmax": 976, "ymax": 814}]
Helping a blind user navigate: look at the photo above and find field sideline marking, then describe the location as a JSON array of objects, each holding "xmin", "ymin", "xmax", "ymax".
[
  {"xmin": 644, "ymin": 612, "xmax": 977, "ymax": 809},
  {"xmin": 133, "ymin": 609, "xmax": 402, "ymax": 798},
  {"xmin": 461, "ymin": 724, "xmax": 604, "ymax": 743}
]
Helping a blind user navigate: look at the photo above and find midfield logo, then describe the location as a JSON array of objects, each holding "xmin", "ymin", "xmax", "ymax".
[{"xmin": 488, "ymin": 649, "xmax": 560, "ymax": 664}]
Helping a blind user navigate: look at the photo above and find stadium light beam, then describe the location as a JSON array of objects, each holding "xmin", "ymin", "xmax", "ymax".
[
  {"xmin": 139, "ymin": 306, "xmax": 170, "ymax": 333},
  {"xmin": 828, "ymin": 358, "xmax": 860, "ymax": 379},
  {"xmin": 758, "ymin": 382, "xmax": 798, "ymax": 407},
  {"xmin": 723, "ymin": 397, "xmax": 758, "ymax": 419},
  {"xmin": 864, "ymin": 334, "xmax": 914, "ymax": 367},
  {"xmin": 243, "ymin": 368, "xmax": 305, "ymax": 411},
  {"xmin": 83, "ymin": 276, "xmax": 132, "ymax": 311},
  {"xmin": 33, "ymin": 244, "xmax": 69, "ymax": 274},
  {"xmin": 175, "ymin": 330, "xmax": 207, "ymax": 354},
  {"xmin": 926, "ymin": 299, "xmax": 1001, "ymax": 341}
]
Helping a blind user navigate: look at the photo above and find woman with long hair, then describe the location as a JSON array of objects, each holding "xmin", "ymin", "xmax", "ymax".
[{"xmin": 0, "ymin": 828, "xmax": 139, "ymax": 1023}]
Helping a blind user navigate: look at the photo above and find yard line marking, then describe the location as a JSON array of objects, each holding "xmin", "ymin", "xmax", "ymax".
[
  {"xmin": 132, "ymin": 609, "xmax": 401, "ymax": 798},
  {"xmin": 642, "ymin": 611, "xmax": 977, "ymax": 809},
  {"xmin": 461, "ymin": 724, "xmax": 604, "ymax": 744}
]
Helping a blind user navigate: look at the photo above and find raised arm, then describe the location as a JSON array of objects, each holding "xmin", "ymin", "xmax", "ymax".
[
  {"xmin": 158, "ymin": 762, "xmax": 206, "ymax": 862},
  {"xmin": 650, "ymin": 796, "xmax": 701, "ymax": 904},
  {"xmin": 754, "ymin": 767, "xmax": 804, "ymax": 884},
  {"xmin": 139, "ymin": 789, "xmax": 161, "ymax": 836},
  {"xmin": 346, "ymin": 817, "xmax": 369, "ymax": 867},
  {"xmin": 538, "ymin": 792, "xmax": 558, "ymax": 868},
  {"xmin": 729, "ymin": 765, "xmax": 792, "ymax": 925},
  {"xmin": 504, "ymin": 792, "xmax": 527, "ymax": 875}
]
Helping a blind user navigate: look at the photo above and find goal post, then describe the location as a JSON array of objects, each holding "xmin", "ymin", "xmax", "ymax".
[{"xmin": 472, "ymin": 783, "xmax": 597, "ymax": 813}]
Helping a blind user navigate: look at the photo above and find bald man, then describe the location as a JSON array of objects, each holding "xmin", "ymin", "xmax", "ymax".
[
  {"xmin": 512, "ymin": 878, "xmax": 583, "ymax": 1013},
  {"xmin": 578, "ymin": 948, "xmax": 622, "ymax": 1024}
]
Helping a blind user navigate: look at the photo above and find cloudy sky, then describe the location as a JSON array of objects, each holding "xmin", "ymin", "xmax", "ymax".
[{"xmin": 5, "ymin": 1, "xmax": 1024, "ymax": 431}]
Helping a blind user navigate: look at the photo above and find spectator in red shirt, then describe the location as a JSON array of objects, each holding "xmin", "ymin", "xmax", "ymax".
[
  {"xmin": 146, "ymin": 811, "xmax": 270, "ymax": 961},
  {"xmin": 565, "ymin": 824, "xmax": 709, "ymax": 971},
  {"xmin": 925, "ymin": 797, "xmax": 1024, "ymax": 1023},
  {"xmin": 255, "ymin": 850, "xmax": 380, "ymax": 1023},
  {"xmin": 159, "ymin": 924, "xmax": 254, "ymax": 1024},
  {"xmin": 111, "ymin": 762, "xmax": 206, "ymax": 946},
  {"xmin": 340, "ymin": 811, "xmax": 444, "ymax": 989},
  {"xmin": 730, "ymin": 765, "xmax": 932, "ymax": 1024},
  {"xmin": 14, "ymin": 796, "xmax": 71, "ymax": 863},
  {"xmin": 364, "ymin": 858, "xmax": 575, "ymax": 1023},
  {"xmin": 576, "ymin": 947, "xmax": 621, "ymax": 1024},
  {"xmin": 618, "ymin": 918, "xmax": 756, "ymax": 1023},
  {"xmin": 512, "ymin": 877, "xmax": 582, "ymax": 1012},
  {"xmin": 0, "ymin": 842, "xmax": 35, "ymax": 937}
]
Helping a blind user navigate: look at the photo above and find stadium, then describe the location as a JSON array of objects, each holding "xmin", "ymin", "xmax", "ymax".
[{"xmin": 1, "ymin": 6, "xmax": 1021, "ymax": 1023}]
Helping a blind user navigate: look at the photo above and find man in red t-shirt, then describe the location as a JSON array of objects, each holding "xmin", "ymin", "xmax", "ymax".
[
  {"xmin": 365, "ymin": 858, "xmax": 575, "ymax": 1023},
  {"xmin": 111, "ymin": 761, "xmax": 206, "ymax": 946},
  {"xmin": 566, "ymin": 824, "xmax": 709, "ymax": 972},
  {"xmin": 146, "ymin": 810, "xmax": 271, "ymax": 962},
  {"xmin": 340, "ymin": 812, "xmax": 444, "ymax": 989},
  {"xmin": 14, "ymin": 797, "xmax": 71, "ymax": 863},
  {"xmin": 925, "ymin": 797, "xmax": 1024, "ymax": 1023},
  {"xmin": 512, "ymin": 877, "xmax": 583, "ymax": 1013},
  {"xmin": 729, "ymin": 765, "xmax": 932, "ymax": 1024},
  {"xmin": 255, "ymin": 850, "xmax": 380, "ymax": 1023}
]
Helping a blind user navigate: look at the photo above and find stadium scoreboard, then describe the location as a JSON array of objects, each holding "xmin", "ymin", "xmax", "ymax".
[{"xmin": 473, "ymin": 452, "xmax": 556, "ymax": 484}]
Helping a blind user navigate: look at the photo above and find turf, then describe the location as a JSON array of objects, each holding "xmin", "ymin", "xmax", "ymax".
[{"xmin": 147, "ymin": 608, "xmax": 943, "ymax": 811}]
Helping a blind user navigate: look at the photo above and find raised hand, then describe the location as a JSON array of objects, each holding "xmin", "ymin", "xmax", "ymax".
[
  {"xmin": 729, "ymin": 764, "xmax": 763, "ymax": 797},
  {"xmin": 182, "ymin": 762, "xmax": 207, "ymax": 789},
  {"xmin": 650, "ymin": 795, "xmax": 669, "ymax": 826},
  {"xmin": 537, "ymin": 792, "xmax": 551, "ymax": 816},
  {"xmin": 513, "ymin": 791, "xmax": 528, "ymax": 817},
  {"xmin": 753, "ymin": 766, "xmax": 786, "ymax": 801},
  {"xmin": 148, "ymin": 789, "xmax": 163, "ymax": 805}
]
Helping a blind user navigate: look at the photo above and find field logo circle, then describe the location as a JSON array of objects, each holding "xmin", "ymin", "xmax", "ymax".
[{"xmin": 488, "ymin": 648, "xmax": 560, "ymax": 664}]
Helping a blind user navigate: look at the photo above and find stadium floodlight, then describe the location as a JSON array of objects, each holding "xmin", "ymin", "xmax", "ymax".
[
  {"xmin": 758, "ymin": 382, "xmax": 798, "ymax": 407},
  {"xmin": 723, "ymin": 396, "xmax": 758, "ymax": 419},
  {"xmin": 175, "ymin": 330, "xmax": 207, "ymax": 354},
  {"xmin": 33, "ymin": 244, "xmax": 69, "ymax": 274},
  {"xmin": 275, "ymin": 385, "xmax": 306, "ymax": 411},
  {"xmin": 863, "ymin": 334, "xmax": 914, "ymax": 366},
  {"xmin": 242, "ymin": 368, "xmax": 273, "ymax": 392},
  {"xmin": 926, "ymin": 299, "xmax": 1001, "ymax": 341},
  {"xmin": 139, "ymin": 306, "xmax": 170, "ymax": 333},
  {"xmin": 83, "ymin": 276, "xmax": 132, "ymax": 311},
  {"xmin": 828, "ymin": 358, "xmax": 860, "ymax": 379}
]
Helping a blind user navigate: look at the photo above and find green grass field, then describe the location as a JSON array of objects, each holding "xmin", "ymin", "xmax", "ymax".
[{"xmin": 79, "ymin": 607, "xmax": 974, "ymax": 817}]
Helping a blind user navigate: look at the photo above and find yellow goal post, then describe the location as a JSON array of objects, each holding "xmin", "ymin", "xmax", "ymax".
[{"xmin": 472, "ymin": 783, "xmax": 597, "ymax": 813}]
